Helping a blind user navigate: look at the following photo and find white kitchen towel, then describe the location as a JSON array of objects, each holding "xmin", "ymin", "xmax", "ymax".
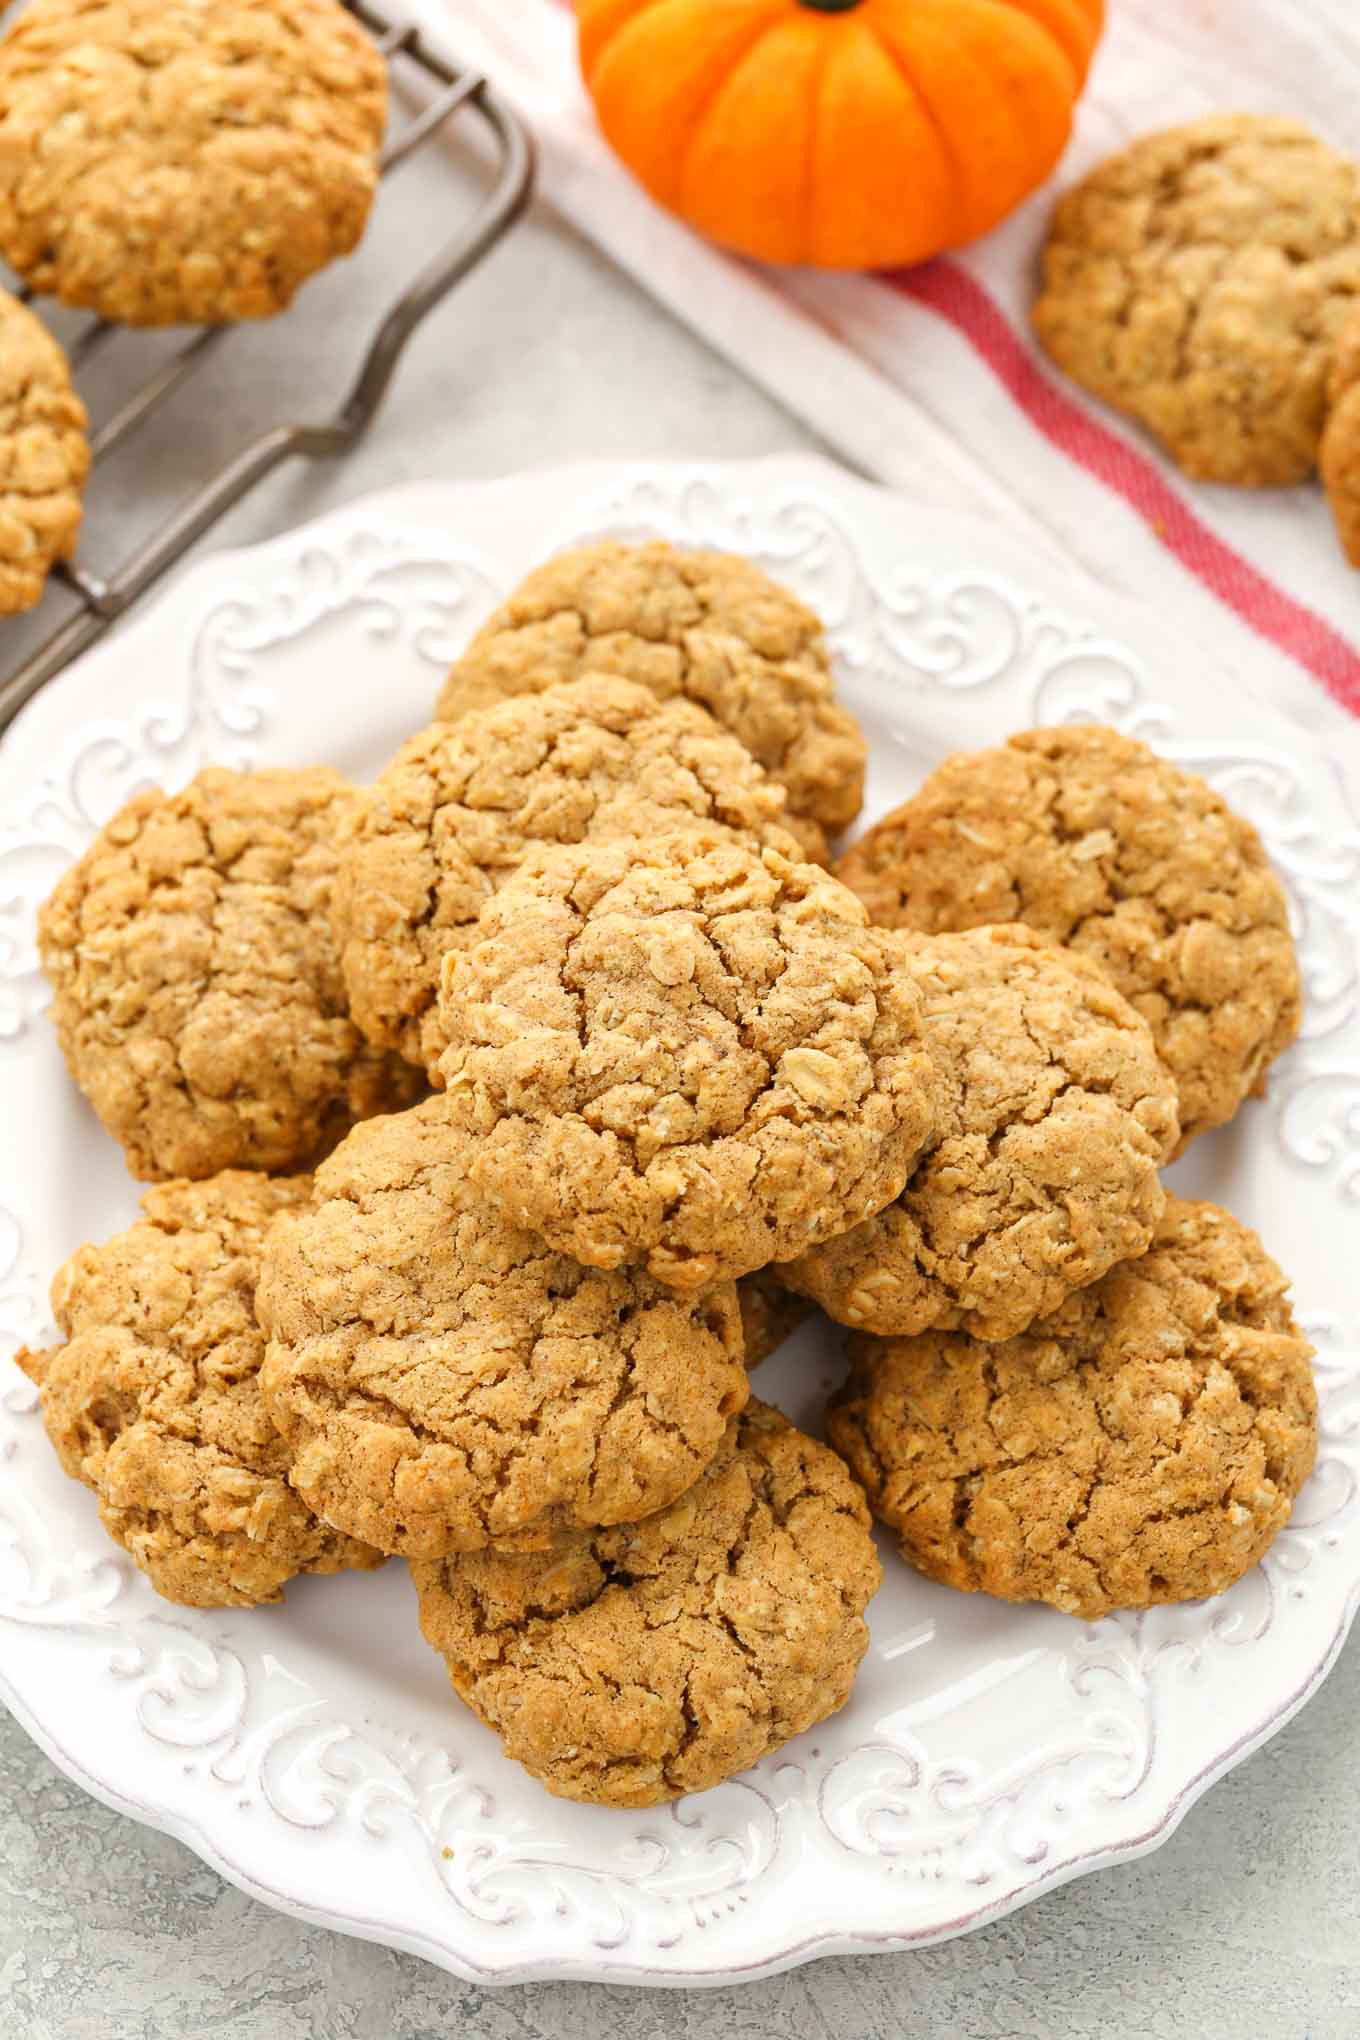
[{"xmin": 417, "ymin": 0, "xmax": 1360, "ymax": 776}]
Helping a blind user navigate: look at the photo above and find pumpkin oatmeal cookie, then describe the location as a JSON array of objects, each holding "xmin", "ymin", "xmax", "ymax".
[
  {"xmin": 836, "ymin": 725, "xmax": 1301, "ymax": 1150},
  {"xmin": 828, "ymin": 1197, "xmax": 1317, "ymax": 1621},
  {"xmin": 1033, "ymin": 115, "xmax": 1360, "ymax": 484},
  {"xmin": 257, "ymin": 1097, "xmax": 747, "ymax": 1560},
  {"xmin": 435, "ymin": 541, "xmax": 865, "ymax": 846},
  {"xmin": 16, "ymin": 1174, "xmax": 384, "ymax": 1608},
  {"xmin": 336, "ymin": 675, "xmax": 812, "ymax": 1078},
  {"xmin": 412, "ymin": 1399, "xmax": 881, "ymax": 1807},
  {"xmin": 0, "ymin": 0, "xmax": 386, "ymax": 326},
  {"xmin": 783, "ymin": 926, "xmax": 1180, "ymax": 1341},
  {"xmin": 0, "ymin": 288, "xmax": 89, "ymax": 614},
  {"xmin": 437, "ymin": 828, "xmax": 938, "ymax": 1290},
  {"xmin": 1321, "ymin": 300, "xmax": 1360, "ymax": 565},
  {"xmin": 738, "ymin": 1269, "xmax": 814, "ymax": 1369},
  {"xmin": 39, "ymin": 767, "xmax": 423, "ymax": 1182}
]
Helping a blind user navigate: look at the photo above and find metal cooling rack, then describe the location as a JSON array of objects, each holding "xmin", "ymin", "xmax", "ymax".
[{"xmin": 0, "ymin": 0, "xmax": 534, "ymax": 734}]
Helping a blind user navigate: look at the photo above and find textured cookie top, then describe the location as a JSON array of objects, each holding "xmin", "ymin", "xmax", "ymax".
[
  {"xmin": 828, "ymin": 1197, "xmax": 1317, "ymax": 1621},
  {"xmin": 0, "ymin": 288, "xmax": 89, "ymax": 615},
  {"xmin": 835, "ymin": 725, "xmax": 1301, "ymax": 1149},
  {"xmin": 256, "ymin": 1097, "xmax": 748, "ymax": 1559},
  {"xmin": 337, "ymin": 675, "xmax": 815, "ymax": 1077},
  {"xmin": 1321, "ymin": 301, "xmax": 1360, "ymax": 566},
  {"xmin": 437, "ymin": 829, "xmax": 938, "ymax": 1289},
  {"xmin": 435, "ymin": 541, "xmax": 866, "ymax": 841},
  {"xmin": 39, "ymin": 767, "xmax": 423, "ymax": 1181},
  {"xmin": 412, "ymin": 1400, "xmax": 881, "ymax": 1807},
  {"xmin": 16, "ymin": 1174, "xmax": 383, "ymax": 1608},
  {"xmin": 0, "ymin": 0, "xmax": 387, "ymax": 326},
  {"xmin": 784, "ymin": 926, "xmax": 1180, "ymax": 1341},
  {"xmin": 1033, "ymin": 114, "xmax": 1360, "ymax": 484}
]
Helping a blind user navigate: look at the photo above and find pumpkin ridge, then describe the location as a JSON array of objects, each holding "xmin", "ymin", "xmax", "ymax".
[
  {"xmin": 985, "ymin": 0, "xmax": 1099, "ymax": 80},
  {"xmin": 800, "ymin": 23, "xmax": 841, "ymax": 267},
  {"xmin": 677, "ymin": 15, "xmax": 792, "ymax": 226},
  {"xmin": 864, "ymin": 19, "xmax": 968, "ymax": 251}
]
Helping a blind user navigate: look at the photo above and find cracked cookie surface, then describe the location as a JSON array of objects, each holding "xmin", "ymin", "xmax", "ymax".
[
  {"xmin": 0, "ymin": 288, "xmax": 89, "ymax": 614},
  {"xmin": 16, "ymin": 1174, "xmax": 383, "ymax": 1608},
  {"xmin": 437, "ymin": 829, "xmax": 938, "ymax": 1290},
  {"xmin": 257, "ymin": 1096, "xmax": 748, "ymax": 1559},
  {"xmin": 412, "ymin": 1399, "xmax": 880, "ymax": 1806},
  {"xmin": 784, "ymin": 926, "xmax": 1180, "ymax": 1341},
  {"xmin": 1033, "ymin": 114, "xmax": 1360, "ymax": 484},
  {"xmin": 336, "ymin": 675, "xmax": 813, "ymax": 1078},
  {"xmin": 0, "ymin": 0, "xmax": 386, "ymax": 326},
  {"xmin": 828, "ymin": 1197, "xmax": 1316, "ymax": 1620},
  {"xmin": 39, "ymin": 766, "xmax": 424, "ymax": 1181},
  {"xmin": 434, "ymin": 541, "xmax": 866, "ymax": 845},
  {"xmin": 835, "ymin": 725, "xmax": 1300, "ymax": 1150},
  {"xmin": 1321, "ymin": 300, "xmax": 1360, "ymax": 565}
]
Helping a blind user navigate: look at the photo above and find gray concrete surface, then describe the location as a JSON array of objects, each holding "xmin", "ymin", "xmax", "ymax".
[{"xmin": 2, "ymin": 111, "xmax": 1357, "ymax": 2040}]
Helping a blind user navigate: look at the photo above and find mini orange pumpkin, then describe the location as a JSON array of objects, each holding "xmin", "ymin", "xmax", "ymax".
[{"xmin": 578, "ymin": 0, "xmax": 1105, "ymax": 271}]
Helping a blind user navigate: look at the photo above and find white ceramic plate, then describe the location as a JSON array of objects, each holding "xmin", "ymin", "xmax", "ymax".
[{"xmin": 1, "ymin": 457, "xmax": 1357, "ymax": 1988}]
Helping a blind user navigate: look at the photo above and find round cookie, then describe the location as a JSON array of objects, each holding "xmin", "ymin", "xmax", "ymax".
[
  {"xmin": 0, "ymin": 288, "xmax": 89, "ymax": 614},
  {"xmin": 257, "ymin": 1097, "xmax": 748, "ymax": 1559},
  {"xmin": 1321, "ymin": 300, "xmax": 1360, "ymax": 566},
  {"xmin": 336, "ymin": 674, "xmax": 816, "ymax": 1078},
  {"xmin": 412, "ymin": 1399, "xmax": 881, "ymax": 1807},
  {"xmin": 438, "ymin": 828, "xmax": 938, "ymax": 1290},
  {"xmin": 39, "ymin": 767, "xmax": 424, "ymax": 1182},
  {"xmin": 827, "ymin": 1197, "xmax": 1317, "ymax": 1621},
  {"xmin": 435, "ymin": 541, "xmax": 866, "ymax": 844},
  {"xmin": 835, "ymin": 725, "xmax": 1301, "ymax": 1150},
  {"xmin": 783, "ymin": 926, "xmax": 1181, "ymax": 1341},
  {"xmin": 0, "ymin": 0, "xmax": 386, "ymax": 326},
  {"xmin": 738, "ymin": 1269, "xmax": 814, "ymax": 1369},
  {"xmin": 1033, "ymin": 115, "xmax": 1360, "ymax": 485},
  {"xmin": 15, "ymin": 1174, "xmax": 384, "ymax": 1608}
]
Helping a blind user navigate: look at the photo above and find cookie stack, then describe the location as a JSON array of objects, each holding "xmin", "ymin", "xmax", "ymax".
[{"xmin": 20, "ymin": 540, "xmax": 1319, "ymax": 1809}]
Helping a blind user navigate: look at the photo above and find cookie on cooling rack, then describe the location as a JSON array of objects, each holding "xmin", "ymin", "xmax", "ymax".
[
  {"xmin": 256, "ymin": 1097, "xmax": 748, "ymax": 1559},
  {"xmin": 17, "ymin": 1173, "xmax": 385, "ymax": 1608},
  {"xmin": 335, "ymin": 674, "xmax": 813, "ymax": 1077},
  {"xmin": 827, "ymin": 1197, "xmax": 1317, "ymax": 1621},
  {"xmin": 836, "ymin": 724, "xmax": 1301, "ymax": 1150},
  {"xmin": 412, "ymin": 1400, "xmax": 881, "ymax": 1806},
  {"xmin": 437, "ymin": 828, "xmax": 938, "ymax": 1290},
  {"xmin": 1033, "ymin": 115, "xmax": 1360, "ymax": 485},
  {"xmin": 435, "ymin": 541, "xmax": 866, "ymax": 849},
  {"xmin": 0, "ymin": 288, "xmax": 89, "ymax": 615},
  {"xmin": 39, "ymin": 767, "xmax": 424, "ymax": 1181},
  {"xmin": 0, "ymin": 0, "xmax": 387, "ymax": 326},
  {"xmin": 783, "ymin": 926, "xmax": 1180, "ymax": 1341}
]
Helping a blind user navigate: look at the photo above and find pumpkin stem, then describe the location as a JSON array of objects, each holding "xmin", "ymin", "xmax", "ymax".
[{"xmin": 797, "ymin": 0, "xmax": 864, "ymax": 11}]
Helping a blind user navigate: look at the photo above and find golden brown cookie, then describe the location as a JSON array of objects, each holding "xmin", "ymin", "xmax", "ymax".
[
  {"xmin": 1321, "ymin": 300, "xmax": 1360, "ymax": 565},
  {"xmin": 784, "ymin": 927, "xmax": 1180, "ymax": 1341},
  {"xmin": 412, "ymin": 1399, "xmax": 880, "ymax": 1807},
  {"xmin": 257, "ymin": 1097, "xmax": 748, "ymax": 1559},
  {"xmin": 0, "ymin": 288, "xmax": 89, "ymax": 614},
  {"xmin": 1033, "ymin": 115, "xmax": 1360, "ymax": 485},
  {"xmin": 0, "ymin": 0, "xmax": 386, "ymax": 326},
  {"xmin": 16, "ymin": 1174, "xmax": 383, "ymax": 1608},
  {"xmin": 336, "ymin": 674, "xmax": 816, "ymax": 1079},
  {"xmin": 738, "ymin": 1269, "xmax": 814, "ymax": 1368},
  {"xmin": 828, "ymin": 1197, "xmax": 1317, "ymax": 1621},
  {"xmin": 438, "ymin": 829, "xmax": 938, "ymax": 1290},
  {"xmin": 39, "ymin": 767, "xmax": 423, "ymax": 1182},
  {"xmin": 836, "ymin": 725, "xmax": 1301, "ymax": 1150},
  {"xmin": 435, "ymin": 541, "xmax": 865, "ymax": 845}
]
